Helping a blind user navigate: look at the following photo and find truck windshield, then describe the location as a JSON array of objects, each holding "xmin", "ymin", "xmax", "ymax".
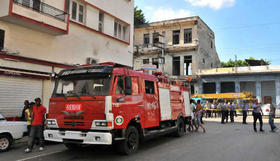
[{"xmin": 53, "ymin": 74, "xmax": 112, "ymax": 97}]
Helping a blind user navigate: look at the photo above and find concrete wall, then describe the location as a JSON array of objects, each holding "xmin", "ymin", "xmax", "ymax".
[{"xmin": 0, "ymin": 0, "xmax": 9, "ymax": 17}]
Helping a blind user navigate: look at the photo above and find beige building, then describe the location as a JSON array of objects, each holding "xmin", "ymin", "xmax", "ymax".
[
  {"xmin": 0, "ymin": 0, "xmax": 134, "ymax": 117},
  {"xmin": 134, "ymin": 16, "xmax": 220, "ymax": 85}
]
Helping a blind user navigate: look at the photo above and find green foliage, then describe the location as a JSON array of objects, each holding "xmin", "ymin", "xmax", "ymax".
[
  {"xmin": 134, "ymin": 6, "xmax": 147, "ymax": 26},
  {"xmin": 221, "ymin": 57, "xmax": 270, "ymax": 67}
]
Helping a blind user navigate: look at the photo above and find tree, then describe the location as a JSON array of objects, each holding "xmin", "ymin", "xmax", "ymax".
[
  {"xmin": 221, "ymin": 57, "xmax": 270, "ymax": 67},
  {"xmin": 134, "ymin": 6, "xmax": 147, "ymax": 26}
]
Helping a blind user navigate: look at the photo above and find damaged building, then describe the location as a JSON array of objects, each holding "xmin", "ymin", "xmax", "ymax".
[{"xmin": 133, "ymin": 16, "xmax": 220, "ymax": 93}]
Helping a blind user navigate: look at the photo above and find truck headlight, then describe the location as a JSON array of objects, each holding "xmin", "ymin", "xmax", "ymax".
[
  {"xmin": 91, "ymin": 120, "xmax": 113, "ymax": 129},
  {"xmin": 46, "ymin": 119, "xmax": 58, "ymax": 128}
]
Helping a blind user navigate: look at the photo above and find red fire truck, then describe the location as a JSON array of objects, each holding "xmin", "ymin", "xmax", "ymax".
[{"xmin": 44, "ymin": 63, "xmax": 192, "ymax": 154}]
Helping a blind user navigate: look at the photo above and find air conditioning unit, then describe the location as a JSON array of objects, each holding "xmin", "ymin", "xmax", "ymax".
[{"xmin": 86, "ymin": 57, "xmax": 98, "ymax": 64}]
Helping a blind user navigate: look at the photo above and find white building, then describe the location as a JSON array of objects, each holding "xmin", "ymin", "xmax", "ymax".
[{"xmin": 0, "ymin": 0, "xmax": 134, "ymax": 117}]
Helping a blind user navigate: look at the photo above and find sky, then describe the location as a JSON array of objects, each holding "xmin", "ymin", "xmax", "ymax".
[{"xmin": 135, "ymin": 0, "xmax": 280, "ymax": 65}]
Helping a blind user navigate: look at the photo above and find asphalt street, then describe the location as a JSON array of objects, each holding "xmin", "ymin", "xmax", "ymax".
[{"xmin": 1, "ymin": 117, "xmax": 280, "ymax": 161}]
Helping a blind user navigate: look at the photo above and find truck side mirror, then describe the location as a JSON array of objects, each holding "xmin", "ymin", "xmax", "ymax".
[{"xmin": 125, "ymin": 76, "xmax": 132, "ymax": 95}]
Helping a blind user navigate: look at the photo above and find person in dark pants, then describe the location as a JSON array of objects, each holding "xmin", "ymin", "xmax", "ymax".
[
  {"xmin": 225, "ymin": 102, "xmax": 229, "ymax": 123},
  {"xmin": 229, "ymin": 102, "xmax": 235, "ymax": 123},
  {"xmin": 252, "ymin": 100, "xmax": 264, "ymax": 132},
  {"xmin": 242, "ymin": 101, "xmax": 248, "ymax": 124},
  {"xmin": 221, "ymin": 101, "xmax": 226, "ymax": 124},
  {"xmin": 25, "ymin": 102, "xmax": 34, "ymax": 136},
  {"xmin": 25, "ymin": 98, "xmax": 46, "ymax": 153}
]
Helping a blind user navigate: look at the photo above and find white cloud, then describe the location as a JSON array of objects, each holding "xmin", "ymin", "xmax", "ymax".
[
  {"xmin": 185, "ymin": 0, "xmax": 235, "ymax": 10},
  {"xmin": 144, "ymin": 6, "xmax": 154, "ymax": 10},
  {"xmin": 150, "ymin": 7, "xmax": 194, "ymax": 22}
]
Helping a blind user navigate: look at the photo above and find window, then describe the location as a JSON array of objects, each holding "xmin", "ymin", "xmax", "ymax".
[
  {"xmin": 173, "ymin": 56, "xmax": 180, "ymax": 76},
  {"xmin": 143, "ymin": 59, "xmax": 149, "ymax": 64},
  {"xmin": 98, "ymin": 12, "xmax": 104, "ymax": 32},
  {"xmin": 115, "ymin": 76, "xmax": 124, "ymax": 95},
  {"xmin": 114, "ymin": 21, "xmax": 128, "ymax": 41},
  {"xmin": 152, "ymin": 58, "xmax": 159, "ymax": 69},
  {"xmin": 70, "ymin": 1, "xmax": 85, "ymax": 23},
  {"xmin": 173, "ymin": 30, "xmax": 180, "ymax": 45},
  {"xmin": 22, "ymin": 0, "xmax": 30, "ymax": 8},
  {"xmin": 143, "ymin": 34, "xmax": 149, "ymax": 47},
  {"xmin": 131, "ymin": 77, "xmax": 139, "ymax": 95},
  {"xmin": 145, "ymin": 81, "xmax": 155, "ymax": 94},
  {"xmin": 184, "ymin": 29, "xmax": 192, "ymax": 43},
  {"xmin": 153, "ymin": 32, "xmax": 159, "ymax": 45},
  {"xmin": 33, "ymin": 0, "xmax": 41, "ymax": 11},
  {"xmin": 211, "ymin": 40, "xmax": 213, "ymax": 48},
  {"xmin": 114, "ymin": 22, "xmax": 118, "ymax": 37},
  {"xmin": 184, "ymin": 56, "xmax": 192, "ymax": 75},
  {"xmin": 0, "ymin": 29, "xmax": 4, "ymax": 50}
]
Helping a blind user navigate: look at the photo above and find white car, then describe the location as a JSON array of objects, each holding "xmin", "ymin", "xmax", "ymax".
[
  {"xmin": 0, "ymin": 113, "xmax": 27, "ymax": 152},
  {"xmin": 261, "ymin": 104, "xmax": 280, "ymax": 117}
]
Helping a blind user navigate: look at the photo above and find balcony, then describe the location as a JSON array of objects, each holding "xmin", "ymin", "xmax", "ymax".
[{"xmin": 0, "ymin": 0, "xmax": 69, "ymax": 35}]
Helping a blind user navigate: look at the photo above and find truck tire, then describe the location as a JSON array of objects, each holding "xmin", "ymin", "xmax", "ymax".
[
  {"xmin": 116, "ymin": 126, "xmax": 139, "ymax": 155},
  {"xmin": 0, "ymin": 134, "xmax": 12, "ymax": 152},
  {"xmin": 174, "ymin": 118, "xmax": 185, "ymax": 137}
]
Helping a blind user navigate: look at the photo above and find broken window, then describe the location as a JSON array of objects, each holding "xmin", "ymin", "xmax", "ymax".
[
  {"xmin": 172, "ymin": 56, "xmax": 180, "ymax": 76},
  {"xmin": 184, "ymin": 28, "xmax": 192, "ymax": 43},
  {"xmin": 143, "ymin": 59, "xmax": 149, "ymax": 64},
  {"xmin": 203, "ymin": 83, "xmax": 216, "ymax": 94},
  {"xmin": 152, "ymin": 58, "xmax": 159, "ymax": 69},
  {"xmin": 173, "ymin": 30, "xmax": 180, "ymax": 45},
  {"xmin": 0, "ymin": 29, "xmax": 4, "ymax": 50},
  {"xmin": 184, "ymin": 56, "xmax": 192, "ymax": 75},
  {"xmin": 143, "ymin": 34, "xmax": 150, "ymax": 47},
  {"xmin": 153, "ymin": 32, "xmax": 159, "ymax": 45}
]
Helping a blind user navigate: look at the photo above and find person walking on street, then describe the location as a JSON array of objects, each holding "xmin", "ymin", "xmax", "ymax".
[
  {"xmin": 195, "ymin": 100, "xmax": 206, "ymax": 133},
  {"xmin": 188, "ymin": 99, "xmax": 197, "ymax": 132},
  {"xmin": 25, "ymin": 102, "xmax": 34, "ymax": 136},
  {"xmin": 25, "ymin": 98, "xmax": 46, "ymax": 153},
  {"xmin": 242, "ymin": 101, "xmax": 249, "ymax": 124},
  {"xmin": 252, "ymin": 100, "xmax": 264, "ymax": 132},
  {"xmin": 229, "ymin": 102, "xmax": 235, "ymax": 123},
  {"xmin": 200, "ymin": 101, "xmax": 205, "ymax": 124},
  {"xmin": 221, "ymin": 101, "xmax": 227, "ymax": 124},
  {"xmin": 21, "ymin": 100, "xmax": 29, "ymax": 121},
  {"xmin": 225, "ymin": 102, "xmax": 230, "ymax": 123},
  {"xmin": 269, "ymin": 100, "xmax": 278, "ymax": 132}
]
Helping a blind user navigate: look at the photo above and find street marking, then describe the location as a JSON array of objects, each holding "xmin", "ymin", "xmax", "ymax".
[{"xmin": 16, "ymin": 150, "xmax": 64, "ymax": 161}]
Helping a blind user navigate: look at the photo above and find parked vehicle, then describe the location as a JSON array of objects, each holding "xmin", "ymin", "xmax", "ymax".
[
  {"xmin": 261, "ymin": 104, "xmax": 280, "ymax": 117},
  {"xmin": 44, "ymin": 62, "xmax": 192, "ymax": 154},
  {"xmin": 0, "ymin": 113, "xmax": 27, "ymax": 152}
]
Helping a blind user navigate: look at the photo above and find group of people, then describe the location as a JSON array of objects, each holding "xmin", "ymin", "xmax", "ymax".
[
  {"xmin": 188, "ymin": 99, "xmax": 206, "ymax": 133},
  {"xmin": 191, "ymin": 99, "xmax": 278, "ymax": 133},
  {"xmin": 21, "ymin": 98, "xmax": 46, "ymax": 153}
]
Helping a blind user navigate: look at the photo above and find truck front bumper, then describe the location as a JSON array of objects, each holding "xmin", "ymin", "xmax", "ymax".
[{"xmin": 44, "ymin": 130, "xmax": 112, "ymax": 145}]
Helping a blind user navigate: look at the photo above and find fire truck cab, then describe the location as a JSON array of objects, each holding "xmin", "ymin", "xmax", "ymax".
[{"xmin": 44, "ymin": 63, "xmax": 191, "ymax": 154}]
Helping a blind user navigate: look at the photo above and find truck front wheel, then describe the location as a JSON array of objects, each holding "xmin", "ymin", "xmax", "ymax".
[{"xmin": 116, "ymin": 126, "xmax": 139, "ymax": 155}]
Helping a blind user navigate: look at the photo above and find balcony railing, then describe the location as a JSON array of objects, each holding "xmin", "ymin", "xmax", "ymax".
[{"xmin": 13, "ymin": 0, "xmax": 67, "ymax": 21}]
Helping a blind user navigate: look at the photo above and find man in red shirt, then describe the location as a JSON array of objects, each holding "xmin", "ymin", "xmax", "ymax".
[{"xmin": 25, "ymin": 98, "xmax": 46, "ymax": 153}]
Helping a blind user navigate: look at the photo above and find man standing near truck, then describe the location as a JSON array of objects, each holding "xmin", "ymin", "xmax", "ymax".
[
  {"xmin": 269, "ymin": 100, "xmax": 278, "ymax": 132},
  {"xmin": 252, "ymin": 100, "xmax": 264, "ymax": 132},
  {"xmin": 25, "ymin": 98, "xmax": 46, "ymax": 153}
]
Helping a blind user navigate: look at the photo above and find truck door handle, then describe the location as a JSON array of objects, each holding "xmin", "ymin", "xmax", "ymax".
[{"xmin": 137, "ymin": 105, "xmax": 144, "ymax": 107}]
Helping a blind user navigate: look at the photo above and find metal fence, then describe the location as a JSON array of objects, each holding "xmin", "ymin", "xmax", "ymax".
[{"xmin": 13, "ymin": 0, "xmax": 67, "ymax": 21}]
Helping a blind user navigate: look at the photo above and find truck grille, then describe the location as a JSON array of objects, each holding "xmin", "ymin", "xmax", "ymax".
[
  {"xmin": 64, "ymin": 116, "xmax": 84, "ymax": 120},
  {"xmin": 64, "ymin": 121, "xmax": 85, "ymax": 127}
]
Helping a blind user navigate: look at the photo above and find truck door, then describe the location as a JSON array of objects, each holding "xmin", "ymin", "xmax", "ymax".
[
  {"xmin": 112, "ymin": 76, "xmax": 144, "ymax": 128},
  {"xmin": 144, "ymin": 80, "xmax": 159, "ymax": 127}
]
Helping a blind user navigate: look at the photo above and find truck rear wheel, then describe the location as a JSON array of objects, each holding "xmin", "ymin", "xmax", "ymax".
[
  {"xmin": 174, "ymin": 118, "xmax": 185, "ymax": 137},
  {"xmin": 116, "ymin": 126, "xmax": 139, "ymax": 155},
  {"xmin": 0, "ymin": 134, "xmax": 12, "ymax": 152}
]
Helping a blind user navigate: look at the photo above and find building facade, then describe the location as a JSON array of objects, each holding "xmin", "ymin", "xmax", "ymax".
[
  {"xmin": 197, "ymin": 66, "xmax": 280, "ymax": 104},
  {"xmin": 133, "ymin": 16, "xmax": 220, "ymax": 80},
  {"xmin": 0, "ymin": 0, "xmax": 134, "ymax": 117}
]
